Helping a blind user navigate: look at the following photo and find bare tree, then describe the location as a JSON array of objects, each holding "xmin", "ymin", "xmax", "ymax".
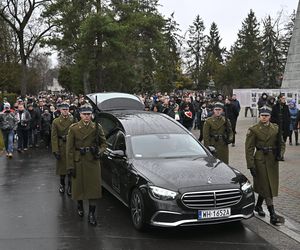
[{"xmin": 0, "ymin": 0, "xmax": 53, "ymax": 95}]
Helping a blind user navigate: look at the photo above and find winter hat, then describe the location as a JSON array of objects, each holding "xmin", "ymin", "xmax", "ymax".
[{"xmin": 4, "ymin": 103, "xmax": 10, "ymax": 109}]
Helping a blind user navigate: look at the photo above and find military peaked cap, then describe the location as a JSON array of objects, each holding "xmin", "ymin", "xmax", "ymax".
[
  {"xmin": 214, "ymin": 102, "xmax": 224, "ymax": 109},
  {"xmin": 79, "ymin": 103, "xmax": 93, "ymax": 113},
  {"xmin": 259, "ymin": 105, "xmax": 272, "ymax": 116},
  {"xmin": 59, "ymin": 102, "xmax": 70, "ymax": 109}
]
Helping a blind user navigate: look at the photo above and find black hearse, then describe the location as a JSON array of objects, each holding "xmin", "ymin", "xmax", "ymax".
[{"xmin": 86, "ymin": 93, "xmax": 255, "ymax": 230}]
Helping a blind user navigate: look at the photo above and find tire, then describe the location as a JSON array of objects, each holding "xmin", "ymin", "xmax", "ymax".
[{"xmin": 130, "ymin": 188, "xmax": 146, "ymax": 231}]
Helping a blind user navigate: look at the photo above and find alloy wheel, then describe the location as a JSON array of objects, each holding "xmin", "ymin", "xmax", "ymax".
[{"xmin": 130, "ymin": 189, "xmax": 145, "ymax": 230}]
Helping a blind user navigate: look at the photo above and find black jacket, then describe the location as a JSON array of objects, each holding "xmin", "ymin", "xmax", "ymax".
[
  {"xmin": 225, "ymin": 103, "xmax": 239, "ymax": 120},
  {"xmin": 270, "ymin": 103, "xmax": 291, "ymax": 138},
  {"xmin": 41, "ymin": 113, "xmax": 52, "ymax": 134},
  {"xmin": 28, "ymin": 109, "xmax": 41, "ymax": 129}
]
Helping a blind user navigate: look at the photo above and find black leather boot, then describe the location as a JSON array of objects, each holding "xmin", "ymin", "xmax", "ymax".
[
  {"xmin": 67, "ymin": 182, "xmax": 72, "ymax": 197},
  {"xmin": 59, "ymin": 176, "xmax": 65, "ymax": 194},
  {"xmin": 88, "ymin": 205, "xmax": 97, "ymax": 226},
  {"xmin": 254, "ymin": 195, "xmax": 265, "ymax": 217},
  {"xmin": 67, "ymin": 174, "xmax": 72, "ymax": 197},
  {"xmin": 267, "ymin": 205, "xmax": 285, "ymax": 225},
  {"xmin": 59, "ymin": 184, "xmax": 65, "ymax": 194},
  {"xmin": 77, "ymin": 200, "xmax": 84, "ymax": 217}
]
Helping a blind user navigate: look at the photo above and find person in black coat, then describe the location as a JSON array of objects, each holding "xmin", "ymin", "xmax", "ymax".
[
  {"xmin": 224, "ymin": 98, "xmax": 239, "ymax": 146},
  {"xmin": 257, "ymin": 93, "xmax": 268, "ymax": 108},
  {"xmin": 41, "ymin": 109, "xmax": 52, "ymax": 148},
  {"xmin": 192, "ymin": 96, "xmax": 201, "ymax": 129},
  {"xmin": 198, "ymin": 102, "xmax": 208, "ymax": 142},
  {"xmin": 180, "ymin": 103, "xmax": 194, "ymax": 131},
  {"xmin": 16, "ymin": 104, "xmax": 31, "ymax": 152},
  {"xmin": 180, "ymin": 95, "xmax": 195, "ymax": 120},
  {"xmin": 28, "ymin": 103, "xmax": 41, "ymax": 147},
  {"xmin": 270, "ymin": 94, "xmax": 290, "ymax": 160}
]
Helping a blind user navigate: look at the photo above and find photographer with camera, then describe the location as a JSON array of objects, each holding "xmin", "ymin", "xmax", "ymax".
[
  {"xmin": 15, "ymin": 103, "xmax": 31, "ymax": 152},
  {"xmin": 0, "ymin": 103, "xmax": 18, "ymax": 158}
]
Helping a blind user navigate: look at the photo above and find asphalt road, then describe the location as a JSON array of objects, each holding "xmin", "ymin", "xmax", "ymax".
[{"xmin": 0, "ymin": 148, "xmax": 299, "ymax": 250}]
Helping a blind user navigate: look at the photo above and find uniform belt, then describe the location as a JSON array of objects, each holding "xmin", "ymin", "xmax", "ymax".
[
  {"xmin": 75, "ymin": 147, "xmax": 96, "ymax": 154},
  {"xmin": 256, "ymin": 147, "xmax": 276, "ymax": 152},
  {"xmin": 210, "ymin": 134, "xmax": 223, "ymax": 138},
  {"xmin": 210, "ymin": 134, "xmax": 224, "ymax": 142}
]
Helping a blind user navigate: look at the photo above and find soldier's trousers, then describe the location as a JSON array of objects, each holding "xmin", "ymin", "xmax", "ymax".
[{"xmin": 265, "ymin": 197, "xmax": 273, "ymax": 206}]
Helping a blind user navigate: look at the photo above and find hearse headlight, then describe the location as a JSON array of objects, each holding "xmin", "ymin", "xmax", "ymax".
[
  {"xmin": 241, "ymin": 181, "xmax": 253, "ymax": 194},
  {"xmin": 149, "ymin": 186, "xmax": 177, "ymax": 200}
]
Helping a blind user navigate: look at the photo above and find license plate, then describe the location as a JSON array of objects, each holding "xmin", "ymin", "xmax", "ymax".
[{"xmin": 198, "ymin": 208, "xmax": 231, "ymax": 220}]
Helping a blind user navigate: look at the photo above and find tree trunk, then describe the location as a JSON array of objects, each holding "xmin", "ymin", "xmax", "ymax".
[
  {"xmin": 95, "ymin": 0, "xmax": 103, "ymax": 92},
  {"xmin": 21, "ymin": 60, "xmax": 27, "ymax": 97},
  {"xmin": 96, "ymin": 62, "xmax": 103, "ymax": 92},
  {"xmin": 83, "ymin": 71, "xmax": 91, "ymax": 94}
]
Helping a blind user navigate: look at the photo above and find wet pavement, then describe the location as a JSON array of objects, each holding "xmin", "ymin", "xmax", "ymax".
[{"xmin": 0, "ymin": 147, "xmax": 299, "ymax": 250}]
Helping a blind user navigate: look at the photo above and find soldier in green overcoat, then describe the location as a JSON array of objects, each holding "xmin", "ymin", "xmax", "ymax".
[
  {"xmin": 245, "ymin": 106, "xmax": 285, "ymax": 226},
  {"xmin": 203, "ymin": 102, "xmax": 233, "ymax": 164},
  {"xmin": 66, "ymin": 103, "xmax": 107, "ymax": 226},
  {"xmin": 51, "ymin": 103, "xmax": 76, "ymax": 196}
]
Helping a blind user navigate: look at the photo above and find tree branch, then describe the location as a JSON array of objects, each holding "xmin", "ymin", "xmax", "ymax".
[
  {"xmin": 8, "ymin": 0, "xmax": 22, "ymax": 27},
  {"xmin": 0, "ymin": 5, "xmax": 18, "ymax": 33},
  {"xmin": 26, "ymin": 23, "xmax": 54, "ymax": 58}
]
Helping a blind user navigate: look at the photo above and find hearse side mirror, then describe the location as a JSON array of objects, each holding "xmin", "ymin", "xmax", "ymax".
[{"xmin": 208, "ymin": 146, "xmax": 216, "ymax": 155}]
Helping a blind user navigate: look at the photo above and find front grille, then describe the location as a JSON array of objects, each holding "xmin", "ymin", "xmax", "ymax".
[{"xmin": 181, "ymin": 189, "xmax": 242, "ymax": 209}]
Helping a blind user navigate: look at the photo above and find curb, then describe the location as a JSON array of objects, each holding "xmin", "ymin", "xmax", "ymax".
[{"xmin": 255, "ymin": 204, "xmax": 300, "ymax": 243}]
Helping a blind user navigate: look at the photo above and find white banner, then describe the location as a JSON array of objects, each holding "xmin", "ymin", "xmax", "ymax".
[{"xmin": 233, "ymin": 89, "xmax": 300, "ymax": 109}]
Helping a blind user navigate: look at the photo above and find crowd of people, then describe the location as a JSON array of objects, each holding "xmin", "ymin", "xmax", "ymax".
[
  {"xmin": 0, "ymin": 93, "xmax": 85, "ymax": 157},
  {"xmin": 140, "ymin": 92, "xmax": 241, "ymax": 146},
  {"xmin": 1, "ymin": 91, "xmax": 300, "ymax": 158},
  {"xmin": 257, "ymin": 92, "xmax": 300, "ymax": 147}
]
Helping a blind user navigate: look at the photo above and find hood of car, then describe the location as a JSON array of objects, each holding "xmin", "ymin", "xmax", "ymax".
[{"xmin": 132, "ymin": 157, "xmax": 244, "ymax": 192}]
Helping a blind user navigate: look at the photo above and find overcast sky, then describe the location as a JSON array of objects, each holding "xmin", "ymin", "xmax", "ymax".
[{"xmin": 158, "ymin": 0, "xmax": 297, "ymax": 49}]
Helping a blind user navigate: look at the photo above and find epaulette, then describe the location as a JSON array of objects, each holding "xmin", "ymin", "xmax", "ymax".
[
  {"xmin": 70, "ymin": 123, "xmax": 77, "ymax": 128},
  {"xmin": 250, "ymin": 123, "xmax": 259, "ymax": 130},
  {"xmin": 271, "ymin": 122, "xmax": 278, "ymax": 128}
]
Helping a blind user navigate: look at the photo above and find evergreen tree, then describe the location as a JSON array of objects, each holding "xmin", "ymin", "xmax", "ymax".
[
  {"xmin": 199, "ymin": 22, "xmax": 225, "ymax": 90},
  {"xmin": 206, "ymin": 22, "xmax": 224, "ymax": 63},
  {"xmin": 261, "ymin": 15, "xmax": 282, "ymax": 88},
  {"xmin": 110, "ymin": 0, "xmax": 166, "ymax": 93},
  {"xmin": 229, "ymin": 9, "xmax": 263, "ymax": 88},
  {"xmin": 155, "ymin": 13, "xmax": 182, "ymax": 92},
  {"xmin": 186, "ymin": 15, "xmax": 207, "ymax": 89},
  {"xmin": 46, "ymin": 0, "xmax": 169, "ymax": 94},
  {"xmin": 45, "ymin": 0, "xmax": 111, "ymax": 93}
]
